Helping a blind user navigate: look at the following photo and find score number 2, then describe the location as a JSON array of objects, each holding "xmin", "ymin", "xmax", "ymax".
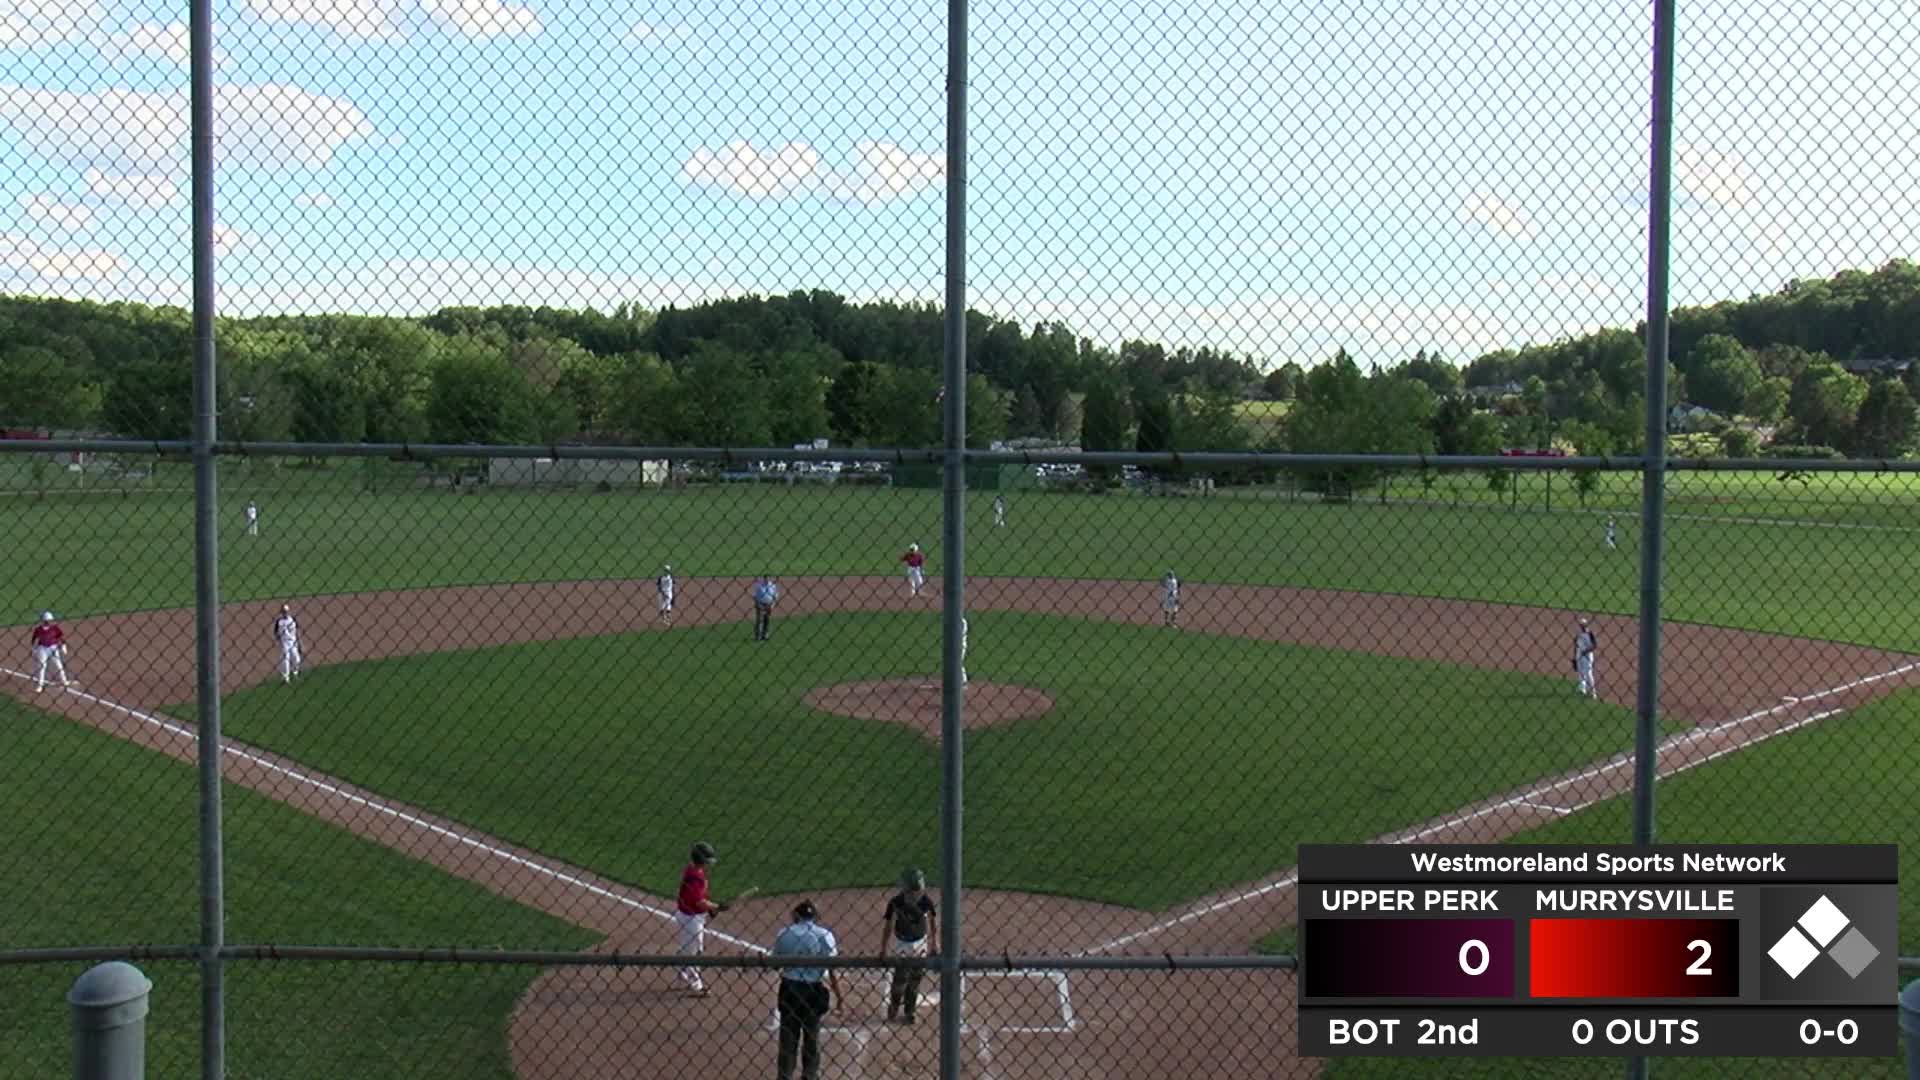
[{"xmin": 1686, "ymin": 939, "xmax": 1712, "ymax": 976}]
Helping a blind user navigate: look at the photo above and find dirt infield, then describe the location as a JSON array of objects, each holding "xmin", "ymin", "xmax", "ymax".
[
  {"xmin": 3, "ymin": 576, "xmax": 1913, "ymax": 1078},
  {"xmin": 802, "ymin": 679, "xmax": 1057, "ymax": 740}
]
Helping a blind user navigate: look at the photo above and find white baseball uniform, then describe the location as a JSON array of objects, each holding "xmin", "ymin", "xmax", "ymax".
[
  {"xmin": 246, "ymin": 502, "xmax": 259, "ymax": 536},
  {"xmin": 1605, "ymin": 519, "xmax": 1617, "ymax": 550},
  {"xmin": 275, "ymin": 612, "xmax": 302, "ymax": 682},
  {"xmin": 1162, "ymin": 575, "xmax": 1180, "ymax": 614},
  {"xmin": 960, "ymin": 617, "xmax": 969, "ymax": 685},
  {"xmin": 658, "ymin": 573, "xmax": 675, "ymax": 615},
  {"xmin": 1575, "ymin": 627, "xmax": 1597, "ymax": 697},
  {"xmin": 993, "ymin": 497, "xmax": 1006, "ymax": 528}
]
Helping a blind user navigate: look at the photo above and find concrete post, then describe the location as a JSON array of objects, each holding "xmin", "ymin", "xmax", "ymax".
[
  {"xmin": 69, "ymin": 962, "xmax": 152, "ymax": 1080},
  {"xmin": 1901, "ymin": 979, "xmax": 1920, "ymax": 1080}
]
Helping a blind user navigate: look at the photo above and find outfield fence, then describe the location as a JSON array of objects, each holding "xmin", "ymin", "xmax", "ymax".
[{"xmin": 3, "ymin": 439, "xmax": 1919, "ymax": 1079}]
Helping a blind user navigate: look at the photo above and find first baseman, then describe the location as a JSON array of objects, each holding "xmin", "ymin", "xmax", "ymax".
[
  {"xmin": 1574, "ymin": 618, "xmax": 1598, "ymax": 697},
  {"xmin": 1161, "ymin": 571, "xmax": 1181, "ymax": 627},
  {"xmin": 657, "ymin": 564, "xmax": 676, "ymax": 626},
  {"xmin": 902, "ymin": 544, "xmax": 926, "ymax": 597},
  {"xmin": 273, "ymin": 604, "xmax": 302, "ymax": 683},
  {"xmin": 676, "ymin": 841, "xmax": 729, "ymax": 996},
  {"xmin": 30, "ymin": 611, "xmax": 71, "ymax": 692}
]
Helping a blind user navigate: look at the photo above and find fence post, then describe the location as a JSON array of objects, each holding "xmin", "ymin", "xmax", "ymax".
[
  {"xmin": 69, "ymin": 962, "xmax": 152, "ymax": 1080},
  {"xmin": 1902, "ymin": 980, "xmax": 1920, "ymax": 1080}
]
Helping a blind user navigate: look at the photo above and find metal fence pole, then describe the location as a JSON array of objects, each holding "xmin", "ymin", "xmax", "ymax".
[
  {"xmin": 1902, "ymin": 980, "xmax": 1920, "ymax": 1080},
  {"xmin": 69, "ymin": 962, "xmax": 151, "ymax": 1080},
  {"xmin": 189, "ymin": 0, "xmax": 225, "ymax": 1072},
  {"xmin": 1629, "ymin": 0, "xmax": 1677, "ymax": 1074},
  {"xmin": 938, "ymin": 0, "xmax": 970, "ymax": 1070}
]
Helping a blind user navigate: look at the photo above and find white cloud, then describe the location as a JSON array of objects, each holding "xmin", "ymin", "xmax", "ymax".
[
  {"xmin": 681, "ymin": 140, "xmax": 942, "ymax": 204},
  {"xmin": 625, "ymin": 19, "xmax": 689, "ymax": 46},
  {"xmin": 682, "ymin": 140, "xmax": 822, "ymax": 199},
  {"xmin": 293, "ymin": 191, "xmax": 337, "ymax": 209},
  {"xmin": 0, "ymin": 233, "xmax": 123, "ymax": 281},
  {"xmin": 84, "ymin": 168, "xmax": 180, "ymax": 208},
  {"xmin": 1460, "ymin": 194, "xmax": 1537, "ymax": 241},
  {"xmin": 20, "ymin": 193, "xmax": 93, "ymax": 229},
  {"xmin": 1674, "ymin": 144, "xmax": 1751, "ymax": 209},
  {"xmin": 242, "ymin": 0, "xmax": 401, "ymax": 39},
  {"xmin": 0, "ymin": 86, "xmax": 374, "ymax": 174},
  {"xmin": 422, "ymin": 0, "xmax": 538, "ymax": 38},
  {"xmin": 97, "ymin": 22, "xmax": 219, "ymax": 67},
  {"xmin": 0, "ymin": 0, "xmax": 101, "ymax": 47}
]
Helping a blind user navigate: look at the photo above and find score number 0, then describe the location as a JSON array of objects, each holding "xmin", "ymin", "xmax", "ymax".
[{"xmin": 1453, "ymin": 939, "xmax": 1715, "ymax": 975}]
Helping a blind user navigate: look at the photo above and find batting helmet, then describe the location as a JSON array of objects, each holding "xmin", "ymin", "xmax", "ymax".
[
  {"xmin": 691, "ymin": 841, "xmax": 717, "ymax": 865},
  {"xmin": 901, "ymin": 867, "xmax": 925, "ymax": 891}
]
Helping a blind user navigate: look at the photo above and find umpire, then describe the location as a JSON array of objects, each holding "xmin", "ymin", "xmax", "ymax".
[
  {"xmin": 773, "ymin": 900, "xmax": 840, "ymax": 1080},
  {"xmin": 753, "ymin": 574, "xmax": 779, "ymax": 642}
]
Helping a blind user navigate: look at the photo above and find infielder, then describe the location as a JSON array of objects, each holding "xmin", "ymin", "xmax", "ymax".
[
  {"xmin": 992, "ymin": 495, "xmax": 1007, "ymax": 529},
  {"xmin": 657, "ymin": 564, "xmax": 676, "ymax": 626},
  {"xmin": 1574, "ymin": 618, "xmax": 1598, "ymax": 697},
  {"xmin": 273, "ymin": 604, "xmax": 302, "ymax": 683},
  {"xmin": 245, "ymin": 500, "xmax": 259, "ymax": 537},
  {"xmin": 675, "ymin": 841, "xmax": 728, "ymax": 996},
  {"xmin": 1161, "ymin": 570, "xmax": 1181, "ymax": 627},
  {"xmin": 30, "ymin": 611, "xmax": 70, "ymax": 692},
  {"xmin": 880, "ymin": 868, "xmax": 938, "ymax": 1025},
  {"xmin": 901, "ymin": 544, "xmax": 926, "ymax": 597},
  {"xmin": 1605, "ymin": 516, "xmax": 1618, "ymax": 550}
]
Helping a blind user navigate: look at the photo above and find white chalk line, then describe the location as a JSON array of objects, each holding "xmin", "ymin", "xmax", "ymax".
[
  {"xmin": 1083, "ymin": 659, "xmax": 1919, "ymax": 955},
  {"xmin": 0, "ymin": 667, "xmax": 770, "ymax": 956},
  {"xmin": 788, "ymin": 970, "xmax": 1076, "ymax": 1036}
]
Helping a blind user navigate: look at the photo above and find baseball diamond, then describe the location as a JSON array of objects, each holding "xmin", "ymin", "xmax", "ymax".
[{"xmin": 3, "ymin": 573, "xmax": 1913, "ymax": 1078}]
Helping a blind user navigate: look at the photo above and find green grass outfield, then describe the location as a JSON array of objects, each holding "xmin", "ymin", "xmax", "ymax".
[
  {"xmin": 6, "ymin": 477, "xmax": 1917, "ymax": 650},
  {"xmin": 177, "ymin": 612, "xmax": 1655, "ymax": 912},
  {"xmin": 0, "ymin": 695, "xmax": 594, "ymax": 1078},
  {"xmin": 1312, "ymin": 690, "xmax": 1920, "ymax": 1079}
]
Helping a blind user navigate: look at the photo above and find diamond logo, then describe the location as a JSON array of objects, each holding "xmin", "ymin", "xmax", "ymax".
[{"xmin": 1770, "ymin": 894, "xmax": 1877, "ymax": 980}]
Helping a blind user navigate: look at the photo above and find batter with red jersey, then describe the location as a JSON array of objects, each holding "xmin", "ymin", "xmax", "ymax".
[
  {"xmin": 30, "ymin": 611, "xmax": 70, "ymax": 692},
  {"xmin": 675, "ymin": 841, "xmax": 728, "ymax": 996}
]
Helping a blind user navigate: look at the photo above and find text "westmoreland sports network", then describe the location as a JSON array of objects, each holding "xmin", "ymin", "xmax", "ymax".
[{"xmin": 1409, "ymin": 851, "xmax": 1789, "ymax": 876}]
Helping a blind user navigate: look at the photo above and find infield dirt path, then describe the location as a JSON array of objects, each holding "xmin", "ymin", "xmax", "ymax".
[{"xmin": 4, "ymin": 577, "xmax": 1912, "ymax": 1078}]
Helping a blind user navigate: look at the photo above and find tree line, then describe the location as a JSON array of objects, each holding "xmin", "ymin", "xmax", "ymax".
[{"xmin": 1, "ymin": 260, "xmax": 1916, "ymax": 463}]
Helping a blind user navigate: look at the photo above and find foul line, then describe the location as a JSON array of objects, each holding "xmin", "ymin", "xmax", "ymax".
[
  {"xmin": 0, "ymin": 668, "xmax": 770, "ymax": 956},
  {"xmin": 1084, "ymin": 659, "xmax": 1919, "ymax": 955}
]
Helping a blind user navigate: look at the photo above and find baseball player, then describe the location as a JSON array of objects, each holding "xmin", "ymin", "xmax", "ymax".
[
  {"xmin": 880, "ymin": 868, "xmax": 938, "ymax": 1025},
  {"xmin": 30, "ymin": 611, "xmax": 70, "ymax": 692},
  {"xmin": 245, "ymin": 500, "xmax": 259, "ymax": 537},
  {"xmin": 676, "ymin": 841, "xmax": 729, "ymax": 996},
  {"xmin": 959, "ymin": 616, "xmax": 968, "ymax": 686},
  {"xmin": 273, "ymin": 604, "xmax": 302, "ymax": 683},
  {"xmin": 1605, "ymin": 516, "xmax": 1618, "ymax": 550},
  {"xmin": 901, "ymin": 544, "xmax": 926, "ymax": 597},
  {"xmin": 1574, "ymin": 618, "xmax": 1598, "ymax": 697},
  {"xmin": 992, "ymin": 495, "xmax": 1007, "ymax": 529},
  {"xmin": 1161, "ymin": 571, "xmax": 1181, "ymax": 627},
  {"xmin": 657, "ymin": 564, "xmax": 676, "ymax": 626}
]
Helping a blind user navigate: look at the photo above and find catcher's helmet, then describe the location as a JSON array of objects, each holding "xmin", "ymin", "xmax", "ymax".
[
  {"xmin": 901, "ymin": 867, "xmax": 926, "ymax": 891},
  {"xmin": 691, "ymin": 841, "xmax": 717, "ymax": 865}
]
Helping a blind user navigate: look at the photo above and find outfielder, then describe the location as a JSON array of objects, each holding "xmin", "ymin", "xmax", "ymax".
[
  {"xmin": 675, "ymin": 841, "xmax": 728, "ymax": 996},
  {"xmin": 657, "ymin": 564, "xmax": 676, "ymax": 626},
  {"xmin": 992, "ymin": 495, "xmax": 1006, "ymax": 529},
  {"xmin": 1161, "ymin": 570, "xmax": 1181, "ymax": 627},
  {"xmin": 1605, "ymin": 516, "xmax": 1618, "ymax": 550},
  {"xmin": 30, "ymin": 611, "xmax": 70, "ymax": 692},
  {"xmin": 1574, "ymin": 618, "xmax": 1598, "ymax": 697},
  {"xmin": 273, "ymin": 604, "xmax": 302, "ymax": 683},
  {"xmin": 901, "ymin": 544, "xmax": 926, "ymax": 597},
  {"xmin": 246, "ymin": 500, "xmax": 260, "ymax": 537}
]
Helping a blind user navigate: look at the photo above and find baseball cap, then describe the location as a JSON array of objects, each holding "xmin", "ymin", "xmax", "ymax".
[{"xmin": 41, "ymin": 611, "xmax": 53, "ymax": 621}]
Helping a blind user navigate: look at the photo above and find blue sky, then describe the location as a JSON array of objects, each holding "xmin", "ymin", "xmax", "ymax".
[{"xmin": 2, "ymin": 0, "xmax": 1915, "ymax": 367}]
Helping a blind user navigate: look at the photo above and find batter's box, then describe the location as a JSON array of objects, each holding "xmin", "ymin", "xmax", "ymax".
[{"xmin": 769, "ymin": 970, "xmax": 1077, "ymax": 1035}]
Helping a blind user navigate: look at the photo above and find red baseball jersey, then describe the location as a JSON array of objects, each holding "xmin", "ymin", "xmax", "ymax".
[
  {"xmin": 31, "ymin": 623, "xmax": 64, "ymax": 648},
  {"xmin": 903, "ymin": 551, "xmax": 925, "ymax": 568},
  {"xmin": 677, "ymin": 863, "xmax": 710, "ymax": 915}
]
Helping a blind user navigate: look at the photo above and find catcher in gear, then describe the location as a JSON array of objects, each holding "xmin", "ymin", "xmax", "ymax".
[{"xmin": 881, "ymin": 867, "xmax": 938, "ymax": 1024}]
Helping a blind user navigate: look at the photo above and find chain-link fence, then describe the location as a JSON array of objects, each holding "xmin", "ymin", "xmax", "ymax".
[{"xmin": 4, "ymin": 0, "xmax": 1920, "ymax": 1072}]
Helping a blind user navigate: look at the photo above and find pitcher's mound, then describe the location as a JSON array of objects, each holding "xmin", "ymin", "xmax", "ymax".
[{"xmin": 803, "ymin": 679, "xmax": 1056, "ymax": 740}]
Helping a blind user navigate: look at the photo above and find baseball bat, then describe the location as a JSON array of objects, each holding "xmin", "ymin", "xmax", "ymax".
[{"xmin": 729, "ymin": 886, "xmax": 761, "ymax": 905}]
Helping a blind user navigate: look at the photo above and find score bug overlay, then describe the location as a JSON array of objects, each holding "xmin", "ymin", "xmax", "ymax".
[{"xmin": 1296, "ymin": 844, "xmax": 1897, "ymax": 1057}]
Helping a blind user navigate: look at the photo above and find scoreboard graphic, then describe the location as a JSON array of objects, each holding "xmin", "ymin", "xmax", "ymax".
[{"xmin": 1297, "ymin": 844, "xmax": 1897, "ymax": 1057}]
